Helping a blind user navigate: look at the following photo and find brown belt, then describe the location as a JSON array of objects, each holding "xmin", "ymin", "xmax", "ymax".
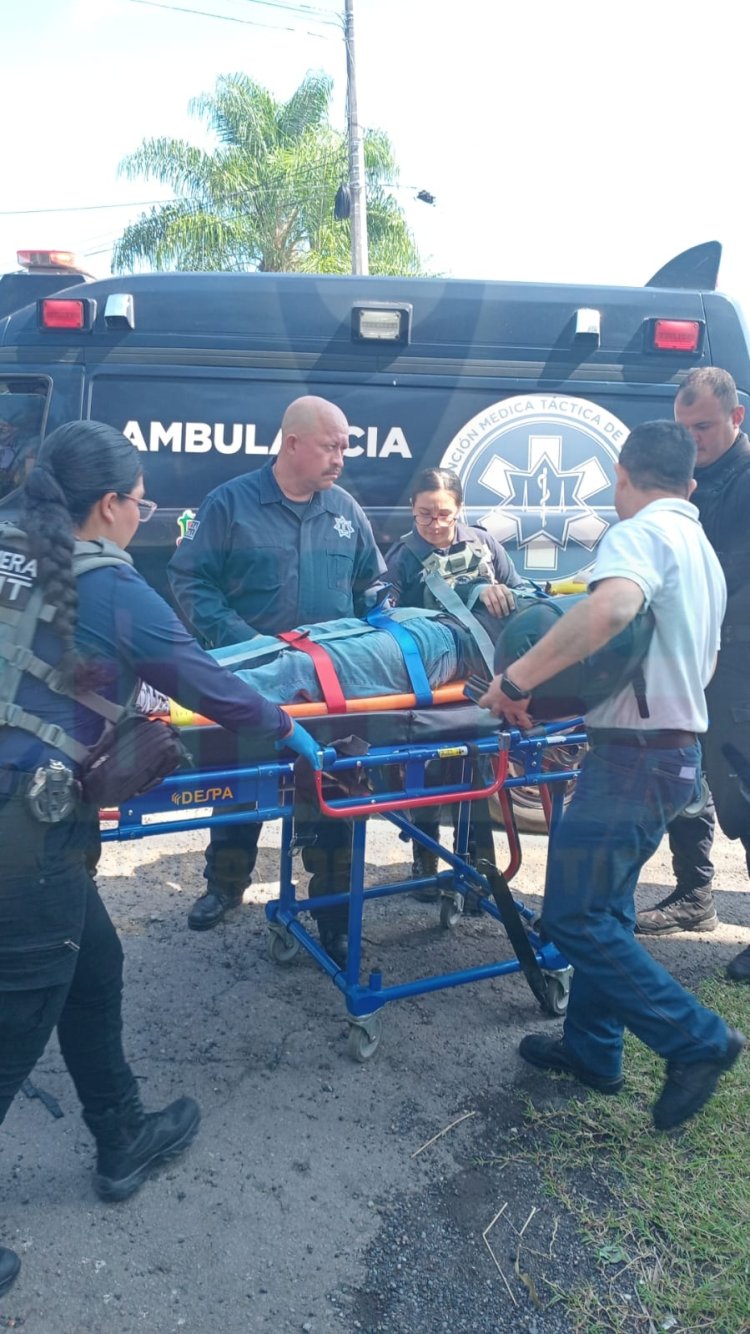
[{"xmin": 587, "ymin": 729, "xmax": 697, "ymax": 749}]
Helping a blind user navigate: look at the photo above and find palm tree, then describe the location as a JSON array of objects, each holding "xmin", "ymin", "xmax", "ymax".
[{"xmin": 112, "ymin": 72, "xmax": 422, "ymax": 276}]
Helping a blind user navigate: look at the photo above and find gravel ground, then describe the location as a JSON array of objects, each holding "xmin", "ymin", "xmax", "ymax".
[{"xmin": 2, "ymin": 813, "xmax": 748, "ymax": 1334}]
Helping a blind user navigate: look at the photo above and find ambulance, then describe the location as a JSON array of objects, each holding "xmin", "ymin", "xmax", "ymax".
[
  {"xmin": 2, "ymin": 240, "xmax": 749, "ymax": 599},
  {"xmin": 2, "ymin": 241, "xmax": 748, "ymax": 825}
]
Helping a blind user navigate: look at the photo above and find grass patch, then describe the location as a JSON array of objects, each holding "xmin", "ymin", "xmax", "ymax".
[{"xmin": 521, "ymin": 978, "xmax": 750, "ymax": 1333}]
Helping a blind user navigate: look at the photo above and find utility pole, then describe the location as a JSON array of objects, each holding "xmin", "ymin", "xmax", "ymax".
[{"xmin": 344, "ymin": 0, "xmax": 369, "ymax": 275}]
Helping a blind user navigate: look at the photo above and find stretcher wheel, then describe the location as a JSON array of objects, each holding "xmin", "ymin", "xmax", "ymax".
[
  {"xmin": 540, "ymin": 971, "xmax": 571, "ymax": 1017},
  {"xmin": 268, "ymin": 927, "xmax": 301, "ymax": 965},
  {"xmin": 439, "ymin": 895, "xmax": 462, "ymax": 930},
  {"xmin": 347, "ymin": 1016, "xmax": 382, "ymax": 1062}
]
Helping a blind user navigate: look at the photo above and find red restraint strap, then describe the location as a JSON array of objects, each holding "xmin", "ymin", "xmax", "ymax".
[{"xmin": 276, "ymin": 630, "xmax": 348, "ymax": 714}]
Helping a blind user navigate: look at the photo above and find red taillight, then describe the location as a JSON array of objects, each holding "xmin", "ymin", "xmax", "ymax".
[
  {"xmin": 40, "ymin": 299, "xmax": 86, "ymax": 329},
  {"xmin": 652, "ymin": 319, "xmax": 702, "ymax": 352}
]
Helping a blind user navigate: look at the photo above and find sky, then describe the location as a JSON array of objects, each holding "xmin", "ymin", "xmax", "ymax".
[{"xmin": 2, "ymin": 0, "xmax": 749, "ymax": 313}]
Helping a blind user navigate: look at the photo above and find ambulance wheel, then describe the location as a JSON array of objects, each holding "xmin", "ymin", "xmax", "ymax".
[
  {"xmin": 268, "ymin": 927, "xmax": 300, "ymax": 965},
  {"xmin": 347, "ymin": 1016, "xmax": 382, "ymax": 1063},
  {"xmin": 541, "ymin": 974, "xmax": 570, "ymax": 1018},
  {"xmin": 491, "ymin": 743, "xmax": 586, "ymax": 834},
  {"xmin": 439, "ymin": 896, "xmax": 462, "ymax": 930}
]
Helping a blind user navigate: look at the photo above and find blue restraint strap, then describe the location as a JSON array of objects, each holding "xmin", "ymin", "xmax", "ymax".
[{"xmin": 365, "ymin": 609, "xmax": 434, "ymax": 708}]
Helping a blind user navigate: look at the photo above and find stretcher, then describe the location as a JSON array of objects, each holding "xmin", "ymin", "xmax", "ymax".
[{"xmin": 101, "ymin": 686, "xmax": 586, "ymax": 1060}]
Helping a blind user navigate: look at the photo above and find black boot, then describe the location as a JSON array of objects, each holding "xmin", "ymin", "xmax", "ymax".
[
  {"xmin": 0, "ymin": 1247, "xmax": 20, "ymax": 1297},
  {"xmin": 727, "ymin": 945, "xmax": 750, "ymax": 982},
  {"xmin": 187, "ymin": 888, "xmax": 243, "ymax": 931},
  {"xmin": 84, "ymin": 1087, "xmax": 201, "ymax": 1202},
  {"xmin": 411, "ymin": 841, "xmax": 440, "ymax": 902},
  {"xmin": 319, "ymin": 926, "xmax": 348, "ymax": 969},
  {"xmin": 635, "ymin": 886, "xmax": 718, "ymax": 935}
]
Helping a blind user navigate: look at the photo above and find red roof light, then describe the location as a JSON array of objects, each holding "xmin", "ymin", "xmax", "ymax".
[
  {"xmin": 18, "ymin": 248, "xmax": 80, "ymax": 270},
  {"xmin": 652, "ymin": 319, "xmax": 702, "ymax": 352},
  {"xmin": 40, "ymin": 299, "xmax": 87, "ymax": 330}
]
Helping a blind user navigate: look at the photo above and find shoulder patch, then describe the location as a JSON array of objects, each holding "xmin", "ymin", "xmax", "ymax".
[{"xmin": 333, "ymin": 515, "xmax": 354, "ymax": 539}]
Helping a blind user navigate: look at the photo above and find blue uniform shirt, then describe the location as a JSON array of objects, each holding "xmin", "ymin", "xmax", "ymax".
[
  {"xmin": 168, "ymin": 462, "xmax": 387, "ymax": 648},
  {"xmin": 0, "ymin": 563, "xmax": 289, "ymax": 775}
]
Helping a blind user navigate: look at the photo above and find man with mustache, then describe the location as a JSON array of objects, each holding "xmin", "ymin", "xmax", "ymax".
[{"xmin": 168, "ymin": 396, "xmax": 385, "ymax": 963}]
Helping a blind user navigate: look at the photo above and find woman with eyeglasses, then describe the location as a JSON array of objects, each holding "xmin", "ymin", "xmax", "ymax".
[
  {"xmin": 384, "ymin": 467, "xmax": 528, "ymax": 898},
  {"xmin": 0, "ymin": 421, "xmax": 320, "ymax": 1298}
]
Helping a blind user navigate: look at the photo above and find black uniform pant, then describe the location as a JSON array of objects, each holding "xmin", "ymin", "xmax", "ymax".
[
  {"xmin": 667, "ymin": 791, "xmax": 717, "ymax": 893},
  {"xmin": 410, "ymin": 756, "xmax": 497, "ymax": 869},
  {"xmin": 0, "ymin": 799, "xmax": 135, "ymax": 1126},
  {"xmin": 205, "ymin": 804, "xmax": 353, "ymax": 937},
  {"xmin": 667, "ymin": 789, "xmax": 750, "ymax": 890}
]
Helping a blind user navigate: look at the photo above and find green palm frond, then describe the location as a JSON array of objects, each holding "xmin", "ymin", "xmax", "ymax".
[{"xmin": 113, "ymin": 72, "xmax": 424, "ymax": 276}]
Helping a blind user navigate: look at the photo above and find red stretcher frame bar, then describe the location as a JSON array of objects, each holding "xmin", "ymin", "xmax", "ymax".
[{"xmin": 312, "ymin": 747, "xmax": 509, "ymax": 819}]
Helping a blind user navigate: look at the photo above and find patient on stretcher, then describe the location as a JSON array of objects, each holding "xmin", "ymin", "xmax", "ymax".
[
  {"xmin": 211, "ymin": 612, "xmax": 482, "ymax": 704},
  {"xmin": 136, "ymin": 610, "xmax": 488, "ymax": 715}
]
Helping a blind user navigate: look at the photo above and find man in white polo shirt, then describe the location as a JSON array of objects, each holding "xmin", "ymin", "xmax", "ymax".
[{"xmin": 480, "ymin": 420, "xmax": 744, "ymax": 1130}]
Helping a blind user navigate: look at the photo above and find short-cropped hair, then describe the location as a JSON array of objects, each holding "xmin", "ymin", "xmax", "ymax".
[
  {"xmin": 619, "ymin": 420, "xmax": 696, "ymax": 493},
  {"xmin": 676, "ymin": 366, "xmax": 739, "ymax": 413}
]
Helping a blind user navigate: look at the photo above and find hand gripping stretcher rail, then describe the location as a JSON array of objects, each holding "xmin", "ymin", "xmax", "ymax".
[{"xmin": 100, "ymin": 662, "xmax": 586, "ymax": 1060}]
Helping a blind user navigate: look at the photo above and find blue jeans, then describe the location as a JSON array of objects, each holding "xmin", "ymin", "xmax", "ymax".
[{"xmin": 541, "ymin": 740, "xmax": 730, "ymax": 1079}]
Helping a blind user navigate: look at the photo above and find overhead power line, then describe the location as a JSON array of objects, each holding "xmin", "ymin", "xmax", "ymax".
[{"xmin": 124, "ymin": 0, "xmax": 334, "ymax": 36}]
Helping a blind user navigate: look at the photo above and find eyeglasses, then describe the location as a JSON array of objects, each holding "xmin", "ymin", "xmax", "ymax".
[
  {"xmin": 117, "ymin": 493, "xmax": 158, "ymax": 523},
  {"xmin": 414, "ymin": 508, "xmax": 457, "ymax": 524}
]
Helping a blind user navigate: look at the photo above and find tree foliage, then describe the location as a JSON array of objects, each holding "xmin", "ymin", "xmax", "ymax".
[{"xmin": 113, "ymin": 72, "xmax": 422, "ymax": 276}]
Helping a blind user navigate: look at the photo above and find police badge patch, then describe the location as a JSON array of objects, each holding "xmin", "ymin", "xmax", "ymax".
[
  {"xmin": 176, "ymin": 510, "xmax": 199, "ymax": 544},
  {"xmin": 333, "ymin": 515, "xmax": 354, "ymax": 539}
]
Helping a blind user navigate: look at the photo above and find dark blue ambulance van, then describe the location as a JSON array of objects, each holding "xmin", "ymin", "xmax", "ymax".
[
  {"xmin": 2, "ymin": 241, "xmax": 748, "ymax": 826},
  {"xmin": 2, "ymin": 240, "xmax": 749, "ymax": 599}
]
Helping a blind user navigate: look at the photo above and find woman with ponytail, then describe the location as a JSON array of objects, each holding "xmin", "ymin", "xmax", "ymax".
[{"xmin": 0, "ymin": 421, "xmax": 320, "ymax": 1297}]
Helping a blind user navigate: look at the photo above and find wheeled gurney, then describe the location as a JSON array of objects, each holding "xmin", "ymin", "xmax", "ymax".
[{"xmin": 100, "ymin": 694, "xmax": 585, "ymax": 1061}]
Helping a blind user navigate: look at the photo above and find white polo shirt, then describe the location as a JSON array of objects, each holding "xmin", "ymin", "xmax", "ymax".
[{"xmin": 585, "ymin": 498, "xmax": 726, "ymax": 732}]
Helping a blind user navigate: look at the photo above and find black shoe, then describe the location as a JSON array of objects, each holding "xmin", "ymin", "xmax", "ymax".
[
  {"xmin": 0, "ymin": 1247, "xmax": 20, "ymax": 1297},
  {"xmin": 463, "ymin": 890, "xmax": 485, "ymax": 916},
  {"xmin": 187, "ymin": 889, "xmax": 243, "ymax": 931},
  {"xmin": 85, "ymin": 1090, "xmax": 201, "ymax": 1202},
  {"xmin": 319, "ymin": 929, "xmax": 348, "ymax": 969},
  {"xmin": 410, "ymin": 849, "xmax": 440, "ymax": 902},
  {"xmin": 726, "ymin": 945, "xmax": 750, "ymax": 982},
  {"xmin": 519, "ymin": 1034, "xmax": 624, "ymax": 1094},
  {"xmin": 653, "ymin": 1029, "xmax": 745, "ymax": 1131},
  {"xmin": 635, "ymin": 887, "xmax": 718, "ymax": 936}
]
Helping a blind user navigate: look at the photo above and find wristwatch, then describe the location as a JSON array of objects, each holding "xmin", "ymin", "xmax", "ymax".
[{"xmin": 499, "ymin": 673, "xmax": 532, "ymax": 702}]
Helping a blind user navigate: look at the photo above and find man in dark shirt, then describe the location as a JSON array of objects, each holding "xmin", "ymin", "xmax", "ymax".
[
  {"xmin": 168, "ymin": 396, "xmax": 386, "ymax": 964},
  {"xmin": 636, "ymin": 368, "xmax": 750, "ymax": 982}
]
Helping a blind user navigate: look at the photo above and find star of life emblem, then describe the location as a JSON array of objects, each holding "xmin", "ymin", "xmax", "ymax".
[
  {"xmin": 440, "ymin": 394, "xmax": 628, "ymax": 579},
  {"xmin": 333, "ymin": 515, "xmax": 354, "ymax": 539}
]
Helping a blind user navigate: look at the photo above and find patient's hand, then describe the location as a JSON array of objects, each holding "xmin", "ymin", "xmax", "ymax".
[{"xmin": 478, "ymin": 584, "xmax": 515, "ymax": 618}]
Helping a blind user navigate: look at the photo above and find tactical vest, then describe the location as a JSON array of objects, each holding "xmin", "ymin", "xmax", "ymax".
[
  {"xmin": 401, "ymin": 530, "xmax": 498, "ymax": 611},
  {"xmin": 0, "ymin": 522, "xmax": 133, "ymax": 764}
]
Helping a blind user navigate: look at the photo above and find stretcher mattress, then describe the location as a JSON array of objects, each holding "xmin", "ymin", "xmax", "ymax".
[{"xmin": 178, "ymin": 700, "xmax": 501, "ymax": 771}]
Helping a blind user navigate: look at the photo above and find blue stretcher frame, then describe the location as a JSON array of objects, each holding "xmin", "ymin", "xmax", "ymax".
[{"xmin": 101, "ymin": 719, "xmax": 586, "ymax": 1059}]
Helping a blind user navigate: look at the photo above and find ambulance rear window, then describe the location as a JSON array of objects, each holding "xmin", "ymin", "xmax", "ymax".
[{"xmin": 0, "ymin": 378, "xmax": 49, "ymax": 501}]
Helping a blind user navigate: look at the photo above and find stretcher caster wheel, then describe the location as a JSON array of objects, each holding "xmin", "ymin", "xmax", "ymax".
[
  {"xmin": 439, "ymin": 894, "xmax": 462, "ymax": 930},
  {"xmin": 540, "ymin": 968, "xmax": 572, "ymax": 1017},
  {"xmin": 347, "ymin": 1015, "xmax": 382, "ymax": 1063},
  {"xmin": 267, "ymin": 924, "xmax": 300, "ymax": 965}
]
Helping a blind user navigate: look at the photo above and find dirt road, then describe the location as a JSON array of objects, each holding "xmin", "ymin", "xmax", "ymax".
[{"xmin": 3, "ymin": 816, "xmax": 748, "ymax": 1333}]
